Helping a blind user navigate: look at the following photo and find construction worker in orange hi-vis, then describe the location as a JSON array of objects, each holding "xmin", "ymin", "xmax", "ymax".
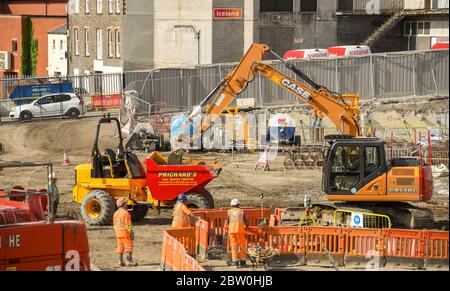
[
  {"xmin": 225, "ymin": 199, "xmax": 248, "ymax": 268},
  {"xmin": 113, "ymin": 198, "xmax": 137, "ymax": 267},
  {"xmin": 172, "ymin": 194, "xmax": 199, "ymax": 228}
]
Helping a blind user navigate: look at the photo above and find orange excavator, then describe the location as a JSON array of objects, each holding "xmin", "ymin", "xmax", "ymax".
[{"xmin": 176, "ymin": 43, "xmax": 434, "ymax": 229}]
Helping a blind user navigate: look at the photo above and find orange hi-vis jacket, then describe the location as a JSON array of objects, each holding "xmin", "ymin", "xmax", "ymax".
[
  {"xmin": 172, "ymin": 202, "xmax": 193, "ymax": 228},
  {"xmin": 113, "ymin": 208, "xmax": 132, "ymax": 238},
  {"xmin": 227, "ymin": 208, "xmax": 247, "ymax": 234}
]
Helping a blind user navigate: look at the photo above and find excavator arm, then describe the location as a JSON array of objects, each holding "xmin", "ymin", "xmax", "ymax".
[{"xmin": 181, "ymin": 43, "xmax": 361, "ymax": 141}]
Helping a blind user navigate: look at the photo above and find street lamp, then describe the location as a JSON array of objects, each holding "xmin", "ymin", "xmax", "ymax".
[{"xmin": 174, "ymin": 25, "xmax": 201, "ymax": 65}]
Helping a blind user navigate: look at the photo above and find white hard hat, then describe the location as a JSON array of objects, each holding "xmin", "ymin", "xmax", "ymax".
[
  {"xmin": 49, "ymin": 172, "xmax": 57, "ymax": 179},
  {"xmin": 231, "ymin": 199, "xmax": 240, "ymax": 206}
]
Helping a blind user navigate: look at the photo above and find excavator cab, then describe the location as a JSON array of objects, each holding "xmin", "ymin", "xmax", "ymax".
[
  {"xmin": 323, "ymin": 136, "xmax": 432, "ymax": 203},
  {"xmin": 323, "ymin": 137, "xmax": 387, "ymax": 196}
]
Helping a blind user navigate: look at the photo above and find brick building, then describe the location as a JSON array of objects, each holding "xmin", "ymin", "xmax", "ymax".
[{"xmin": 0, "ymin": 0, "xmax": 67, "ymax": 78}]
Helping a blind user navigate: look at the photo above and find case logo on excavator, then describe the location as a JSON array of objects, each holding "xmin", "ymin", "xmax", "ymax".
[{"xmin": 280, "ymin": 79, "xmax": 312, "ymax": 100}]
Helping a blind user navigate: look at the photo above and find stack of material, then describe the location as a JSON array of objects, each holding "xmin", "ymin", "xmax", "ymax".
[{"xmin": 432, "ymin": 164, "xmax": 449, "ymax": 178}]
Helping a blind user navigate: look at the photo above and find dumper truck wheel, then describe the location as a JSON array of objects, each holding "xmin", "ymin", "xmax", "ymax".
[
  {"xmin": 81, "ymin": 190, "xmax": 115, "ymax": 225},
  {"xmin": 202, "ymin": 190, "xmax": 215, "ymax": 209},
  {"xmin": 130, "ymin": 205, "xmax": 149, "ymax": 222},
  {"xmin": 185, "ymin": 192, "xmax": 213, "ymax": 209}
]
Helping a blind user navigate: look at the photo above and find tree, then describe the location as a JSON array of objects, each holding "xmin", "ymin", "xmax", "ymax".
[{"xmin": 21, "ymin": 17, "xmax": 39, "ymax": 76}]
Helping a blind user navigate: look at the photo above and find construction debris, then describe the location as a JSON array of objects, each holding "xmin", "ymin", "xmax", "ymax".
[{"xmin": 432, "ymin": 164, "xmax": 449, "ymax": 178}]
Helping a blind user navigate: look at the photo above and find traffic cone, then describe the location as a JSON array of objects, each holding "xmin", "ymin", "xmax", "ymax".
[{"xmin": 63, "ymin": 150, "xmax": 71, "ymax": 166}]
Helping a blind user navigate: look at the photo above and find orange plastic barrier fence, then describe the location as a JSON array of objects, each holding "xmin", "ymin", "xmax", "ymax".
[
  {"xmin": 162, "ymin": 208, "xmax": 449, "ymax": 270},
  {"xmin": 166, "ymin": 228, "xmax": 196, "ymax": 256},
  {"xmin": 195, "ymin": 219, "xmax": 209, "ymax": 260},
  {"xmin": 384, "ymin": 229, "xmax": 424, "ymax": 258},
  {"xmin": 344, "ymin": 228, "xmax": 383, "ymax": 257},
  {"xmin": 161, "ymin": 227, "xmax": 205, "ymax": 271},
  {"xmin": 91, "ymin": 93, "xmax": 122, "ymax": 109},
  {"xmin": 192, "ymin": 208, "xmax": 271, "ymax": 247},
  {"xmin": 305, "ymin": 226, "xmax": 344, "ymax": 256},
  {"xmin": 424, "ymin": 231, "xmax": 449, "ymax": 259},
  {"xmin": 265, "ymin": 226, "xmax": 304, "ymax": 254}
]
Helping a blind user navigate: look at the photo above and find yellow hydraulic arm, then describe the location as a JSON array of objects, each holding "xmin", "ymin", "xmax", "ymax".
[{"xmin": 183, "ymin": 43, "xmax": 361, "ymax": 140}]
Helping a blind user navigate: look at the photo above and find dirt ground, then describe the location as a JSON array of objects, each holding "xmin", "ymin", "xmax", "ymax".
[{"xmin": 0, "ymin": 118, "xmax": 448, "ymax": 271}]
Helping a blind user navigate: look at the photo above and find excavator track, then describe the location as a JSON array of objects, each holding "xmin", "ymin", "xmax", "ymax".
[{"xmin": 280, "ymin": 202, "xmax": 435, "ymax": 230}]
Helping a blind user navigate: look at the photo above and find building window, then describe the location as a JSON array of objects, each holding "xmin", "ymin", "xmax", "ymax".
[
  {"xmin": 337, "ymin": 0, "xmax": 353, "ymax": 12},
  {"xmin": 97, "ymin": 0, "xmax": 102, "ymax": 14},
  {"xmin": 74, "ymin": 28, "xmax": 79, "ymax": 55},
  {"xmin": 260, "ymin": 0, "xmax": 293, "ymax": 12},
  {"xmin": 300, "ymin": 0, "xmax": 317, "ymax": 12},
  {"xmin": 85, "ymin": 29, "xmax": 90, "ymax": 56},
  {"xmin": 109, "ymin": 0, "xmax": 113, "ymax": 13},
  {"xmin": 12, "ymin": 40, "xmax": 18, "ymax": 52},
  {"xmin": 52, "ymin": 39, "xmax": 56, "ymax": 51},
  {"xmin": 85, "ymin": 0, "xmax": 90, "ymax": 13},
  {"xmin": 74, "ymin": 0, "xmax": 80, "ymax": 14},
  {"xmin": 404, "ymin": 21, "xmax": 431, "ymax": 36},
  {"xmin": 115, "ymin": 29, "xmax": 121, "ymax": 58},
  {"xmin": 108, "ymin": 29, "xmax": 113, "ymax": 57},
  {"xmin": 60, "ymin": 39, "xmax": 64, "ymax": 51},
  {"xmin": 96, "ymin": 28, "xmax": 103, "ymax": 59},
  {"xmin": 116, "ymin": 0, "xmax": 120, "ymax": 14}
]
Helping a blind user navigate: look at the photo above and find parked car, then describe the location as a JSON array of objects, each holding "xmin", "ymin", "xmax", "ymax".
[{"xmin": 9, "ymin": 93, "xmax": 85, "ymax": 120}]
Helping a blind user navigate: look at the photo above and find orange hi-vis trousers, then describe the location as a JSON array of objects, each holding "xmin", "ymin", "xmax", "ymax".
[
  {"xmin": 116, "ymin": 235, "xmax": 133, "ymax": 254},
  {"xmin": 229, "ymin": 233, "xmax": 246, "ymax": 263}
]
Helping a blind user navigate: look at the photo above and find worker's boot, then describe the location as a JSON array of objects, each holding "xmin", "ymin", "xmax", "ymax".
[
  {"xmin": 125, "ymin": 252, "xmax": 138, "ymax": 267},
  {"xmin": 115, "ymin": 254, "xmax": 125, "ymax": 268}
]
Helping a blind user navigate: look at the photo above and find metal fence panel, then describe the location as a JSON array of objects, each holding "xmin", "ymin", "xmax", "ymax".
[{"xmin": 1, "ymin": 49, "xmax": 448, "ymax": 114}]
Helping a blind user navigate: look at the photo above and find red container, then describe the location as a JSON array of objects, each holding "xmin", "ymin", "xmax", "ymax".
[
  {"xmin": 145, "ymin": 156, "xmax": 215, "ymax": 201},
  {"xmin": 91, "ymin": 93, "xmax": 122, "ymax": 109}
]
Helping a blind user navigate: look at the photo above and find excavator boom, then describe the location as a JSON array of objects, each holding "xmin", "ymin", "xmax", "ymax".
[{"xmin": 188, "ymin": 43, "xmax": 361, "ymax": 139}]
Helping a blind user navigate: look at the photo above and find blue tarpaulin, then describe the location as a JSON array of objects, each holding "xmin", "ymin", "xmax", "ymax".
[{"xmin": 8, "ymin": 82, "xmax": 74, "ymax": 105}]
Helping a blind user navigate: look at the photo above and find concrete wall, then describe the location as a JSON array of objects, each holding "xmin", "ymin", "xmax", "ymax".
[
  {"xmin": 244, "ymin": 0, "xmax": 259, "ymax": 51},
  {"xmin": 212, "ymin": 0, "xmax": 245, "ymax": 63},
  {"xmin": 123, "ymin": 0, "xmax": 154, "ymax": 71},
  {"xmin": 48, "ymin": 33, "xmax": 68, "ymax": 76},
  {"xmin": 153, "ymin": 0, "xmax": 213, "ymax": 67},
  {"xmin": 259, "ymin": 0, "xmax": 339, "ymax": 54}
]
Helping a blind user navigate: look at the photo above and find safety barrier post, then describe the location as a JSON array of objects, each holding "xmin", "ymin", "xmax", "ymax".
[
  {"xmin": 172, "ymin": 240, "xmax": 182, "ymax": 271},
  {"xmin": 269, "ymin": 214, "xmax": 278, "ymax": 226},
  {"xmin": 343, "ymin": 228, "xmax": 384, "ymax": 269},
  {"xmin": 423, "ymin": 230, "xmax": 449, "ymax": 269},
  {"xmin": 160, "ymin": 231, "xmax": 168, "ymax": 270},
  {"xmin": 196, "ymin": 219, "xmax": 209, "ymax": 260},
  {"xmin": 165, "ymin": 233, "xmax": 174, "ymax": 271}
]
